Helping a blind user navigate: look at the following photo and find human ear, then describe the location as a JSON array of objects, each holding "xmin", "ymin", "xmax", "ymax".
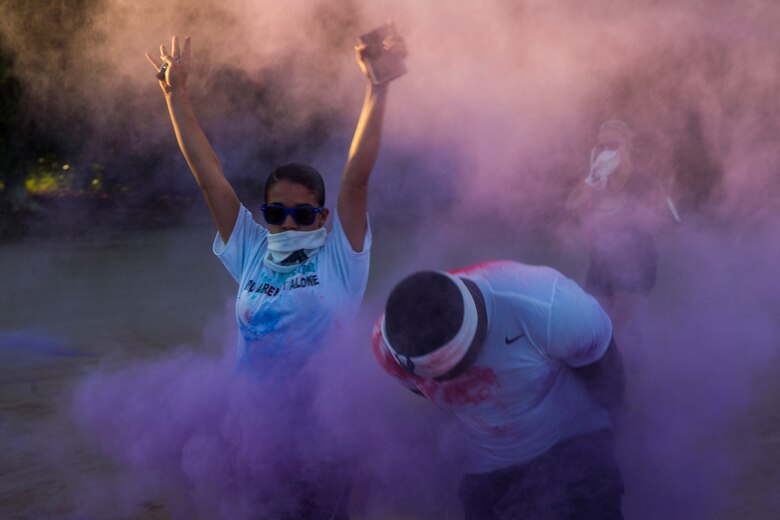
[{"xmin": 318, "ymin": 208, "xmax": 330, "ymax": 227}]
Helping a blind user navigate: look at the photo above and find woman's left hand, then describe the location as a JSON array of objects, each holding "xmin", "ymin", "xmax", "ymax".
[{"xmin": 354, "ymin": 23, "xmax": 408, "ymax": 82}]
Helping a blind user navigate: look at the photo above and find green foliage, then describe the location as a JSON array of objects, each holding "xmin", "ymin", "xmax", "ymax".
[
  {"xmin": 24, "ymin": 155, "xmax": 72, "ymax": 194},
  {"xmin": 23, "ymin": 155, "xmax": 107, "ymax": 195}
]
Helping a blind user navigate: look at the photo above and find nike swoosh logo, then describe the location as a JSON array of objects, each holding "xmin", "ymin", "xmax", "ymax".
[{"xmin": 505, "ymin": 333, "xmax": 525, "ymax": 344}]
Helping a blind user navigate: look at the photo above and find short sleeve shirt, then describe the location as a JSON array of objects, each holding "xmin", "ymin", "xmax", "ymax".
[
  {"xmin": 373, "ymin": 261, "xmax": 613, "ymax": 473},
  {"xmin": 215, "ymin": 205, "xmax": 371, "ymax": 377}
]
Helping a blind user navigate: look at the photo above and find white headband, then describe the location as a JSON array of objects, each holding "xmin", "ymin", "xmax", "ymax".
[{"xmin": 381, "ymin": 272, "xmax": 479, "ymax": 379}]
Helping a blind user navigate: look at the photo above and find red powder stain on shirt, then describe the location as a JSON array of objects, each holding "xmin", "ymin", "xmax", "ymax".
[
  {"xmin": 244, "ymin": 309, "xmax": 251, "ymax": 323},
  {"xmin": 371, "ymin": 315, "xmax": 500, "ymax": 406},
  {"xmin": 417, "ymin": 366, "xmax": 500, "ymax": 406},
  {"xmin": 450, "ymin": 260, "xmax": 510, "ymax": 276},
  {"xmin": 371, "ymin": 318, "xmax": 411, "ymax": 381},
  {"xmin": 441, "ymin": 366, "xmax": 500, "ymax": 405}
]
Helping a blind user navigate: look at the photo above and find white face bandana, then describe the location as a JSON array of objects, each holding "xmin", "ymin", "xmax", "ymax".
[
  {"xmin": 585, "ymin": 148, "xmax": 620, "ymax": 190},
  {"xmin": 264, "ymin": 228, "xmax": 327, "ymax": 273},
  {"xmin": 381, "ymin": 272, "xmax": 479, "ymax": 379}
]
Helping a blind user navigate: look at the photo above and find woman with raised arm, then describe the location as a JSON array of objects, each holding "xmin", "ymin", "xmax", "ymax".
[
  {"xmin": 146, "ymin": 33, "xmax": 404, "ymax": 375},
  {"xmin": 145, "ymin": 31, "xmax": 405, "ymax": 518}
]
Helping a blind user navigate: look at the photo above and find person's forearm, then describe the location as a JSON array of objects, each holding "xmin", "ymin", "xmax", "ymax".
[
  {"xmin": 343, "ymin": 83, "xmax": 388, "ymax": 184},
  {"xmin": 165, "ymin": 88, "xmax": 225, "ymax": 191},
  {"xmin": 565, "ymin": 182, "xmax": 589, "ymax": 214},
  {"xmin": 336, "ymin": 82, "xmax": 389, "ymax": 251},
  {"xmin": 165, "ymin": 87, "xmax": 240, "ymax": 243}
]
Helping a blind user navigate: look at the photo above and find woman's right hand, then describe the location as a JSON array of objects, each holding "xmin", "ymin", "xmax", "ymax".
[{"xmin": 145, "ymin": 35, "xmax": 190, "ymax": 95}]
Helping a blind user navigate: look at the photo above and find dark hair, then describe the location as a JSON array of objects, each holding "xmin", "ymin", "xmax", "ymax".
[
  {"xmin": 264, "ymin": 163, "xmax": 326, "ymax": 207},
  {"xmin": 384, "ymin": 271, "xmax": 465, "ymax": 357}
]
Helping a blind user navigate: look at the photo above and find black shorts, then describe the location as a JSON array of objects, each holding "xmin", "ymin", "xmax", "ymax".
[{"xmin": 458, "ymin": 429, "xmax": 624, "ymax": 520}]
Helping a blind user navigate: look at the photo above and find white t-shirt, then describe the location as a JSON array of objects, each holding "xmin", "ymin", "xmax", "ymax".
[
  {"xmin": 373, "ymin": 260, "xmax": 613, "ymax": 473},
  {"xmin": 215, "ymin": 205, "xmax": 371, "ymax": 377}
]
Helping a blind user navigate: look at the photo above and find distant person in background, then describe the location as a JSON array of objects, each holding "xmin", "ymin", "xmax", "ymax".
[
  {"xmin": 146, "ymin": 29, "xmax": 406, "ymax": 519},
  {"xmin": 373, "ymin": 262, "xmax": 626, "ymax": 520},
  {"xmin": 565, "ymin": 120, "xmax": 676, "ymax": 334}
]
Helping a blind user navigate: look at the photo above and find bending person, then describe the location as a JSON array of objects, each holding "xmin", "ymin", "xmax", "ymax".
[
  {"xmin": 146, "ymin": 31, "xmax": 406, "ymax": 518},
  {"xmin": 373, "ymin": 261, "xmax": 625, "ymax": 520}
]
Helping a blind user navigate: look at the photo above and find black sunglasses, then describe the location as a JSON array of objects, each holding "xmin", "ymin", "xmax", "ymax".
[{"xmin": 261, "ymin": 204, "xmax": 323, "ymax": 226}]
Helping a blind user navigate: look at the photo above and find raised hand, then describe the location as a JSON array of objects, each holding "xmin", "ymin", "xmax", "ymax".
[{"xmin": 145, "ymin": 35, "xmax": 191, "ymax": 94}]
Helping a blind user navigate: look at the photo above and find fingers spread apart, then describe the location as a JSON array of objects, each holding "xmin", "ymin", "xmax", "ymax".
[{"xmin": 148, "ymin": 36, "xmax": 190, "ymax": 82}]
